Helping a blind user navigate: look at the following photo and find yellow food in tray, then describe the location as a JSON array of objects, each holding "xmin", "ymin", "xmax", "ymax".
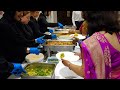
[
  {"xmin": 46, "ymin": 41, "xmax": 73, "ymax": 46},
  {"xmin": 60, "ymin": 53, "xmax": 65, "ymax": 59},
  {"xmin": 23, "ymin": 63, "xmax": 55, "ymax": 76},
  {"xmin": 74, "ymin": 33, "xmax": 78, "ymax": 37}
]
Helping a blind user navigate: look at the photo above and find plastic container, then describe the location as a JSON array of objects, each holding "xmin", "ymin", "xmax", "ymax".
[
  {"xmin": 25, "ymin": 53, "xmax": 44, "ymax": 63},
  {"xmin": 46, "ymin": 56, "xmax": 59, "ymax": 64}
]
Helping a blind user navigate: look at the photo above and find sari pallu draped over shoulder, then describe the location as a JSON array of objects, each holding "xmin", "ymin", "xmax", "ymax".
[{"xmin": 81, "ymin": 32, "xmax": 112, "ymax": 79}]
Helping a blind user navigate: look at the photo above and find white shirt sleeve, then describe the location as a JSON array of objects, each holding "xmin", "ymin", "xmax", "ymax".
[{"xmin": 72, "ymin": 11, "xmax": 76, "ymax": 27}]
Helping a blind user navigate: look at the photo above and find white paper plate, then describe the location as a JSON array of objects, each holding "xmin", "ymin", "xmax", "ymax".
[
  {"xmin": 55, "ymin": 61, "xmax": 84, "ymax": 79},
  {"xmin": 70, "ymin": 34, "xmax": 86, "ymax": 39},
  {"xmin": 56, "ymin": 51, "xmax": 79, "ymax": 62}
]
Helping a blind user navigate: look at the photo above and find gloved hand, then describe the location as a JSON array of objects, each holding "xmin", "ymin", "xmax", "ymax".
[
  {"xmin": 58, "ymin": 22, "xmax": 64, "ymax": 28},
  {"xmin": 51, "ymin": 34, "xmax": 57, "ymax": 39},
  {"xmin": 29, "ymin": 47, "xmax": 40, "ymax": 54},
  {"xmin": 35, "ymin": 35, "xmax": 46, "ymax": 44},
  {"xmin": 49, "ymin": 29, "xmax": 54, "ymax": 34},
  {"xmin": 11, "ymin": 63, "xmax": 26, "ymax": 76}
]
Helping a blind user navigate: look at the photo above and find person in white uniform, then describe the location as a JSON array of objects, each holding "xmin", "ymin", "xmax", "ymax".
[{"xmin": 72, "ymin": 11, "xmax": 84, "ymax": 30}]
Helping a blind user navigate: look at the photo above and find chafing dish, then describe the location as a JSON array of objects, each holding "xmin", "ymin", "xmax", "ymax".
[
  {"xmin": 21, "ymin": 63, "xmax": 56, "ymax": 79},
  {"xmin": 43, "ymin": 40, "xmax": 75, "ymax": 57},
  {"xmin": 55, "ymin": 28, "xmax": 71, "ymax": 31},
  {"xmin": 53, "ymin": 30, "xmax": 69, "ymax": 34}
]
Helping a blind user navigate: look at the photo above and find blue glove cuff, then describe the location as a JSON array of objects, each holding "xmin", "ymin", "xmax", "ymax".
[
  {"xmin": 29, "ymin": 48, "xmax": 40, "ymax": 54},
  {"xmin": 51, "ymin": 34, "xmax": 57, "ymax": 39},
  {"xmin": 11, "ymin": 63, "xmax": 26, "ymax": 76},
  {"xmin": 35, "ymin": 37, "xmax": 46, "ymax": 44},
  {"xmin": 58, "ymin": 22, "xmax": 63, "ymax": 28},
  {"xmin": 49, "ymin": 29, "xmax": 54, "ymax": 33}
]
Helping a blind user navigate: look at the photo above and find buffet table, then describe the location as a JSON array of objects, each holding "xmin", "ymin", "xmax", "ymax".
[
  {"xmin": 8, "ymin": 61, "xmax": 83, "ymax": 79},
  {"xmin": 8, "ymin": 27, "xmax": 84, "ymax": 79},
  {"xmin": 8, "ymin": 45, "xmax": 83, "ymax": 79}
]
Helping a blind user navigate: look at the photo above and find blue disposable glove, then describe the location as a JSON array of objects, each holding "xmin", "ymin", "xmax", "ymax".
[
  {"xmin": 58, "ymin": 22, "xmax": 63, "ymax": 28},
  {"xmin": 49, "ymin": 29, "xmax": 54, "ymax": 34},
  {"xmin": 11, "ymin": 63, "xmax": 26, "ymax": 76},
  {"xmin": 51, "ymin": 34, "xmax": 57, "ymax": 39},
  {"xmin": 29, "ymin": 47, "xmax": 40, "ymax": 54},
  {"xmin": 35, "ymin": 35, "xmax": 46, "ymax": 44}
]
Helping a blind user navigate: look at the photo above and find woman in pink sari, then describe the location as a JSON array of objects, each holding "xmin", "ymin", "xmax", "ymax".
[{"xmin": 62, "ymin": 11, "xmax": 120, "ymax": 79}]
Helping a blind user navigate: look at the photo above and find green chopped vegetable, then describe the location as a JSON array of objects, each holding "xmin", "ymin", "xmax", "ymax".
[{"xmin": 23, "ymin": 63, "xmax": 55, "ymax": 76}]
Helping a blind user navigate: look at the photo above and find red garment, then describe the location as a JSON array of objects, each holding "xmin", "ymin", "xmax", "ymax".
[{"xmin": 79, "ymin": 22, "xmax": 83, "ymax": 32}]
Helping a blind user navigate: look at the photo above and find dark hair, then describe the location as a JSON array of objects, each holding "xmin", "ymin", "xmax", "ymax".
[{"xmin": 83, "ymin": 11, "xmax": 120, "ymax": 36}]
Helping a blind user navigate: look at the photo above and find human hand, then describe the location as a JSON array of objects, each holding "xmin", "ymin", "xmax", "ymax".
[
  {"xmin": 51, "ymin": 34, "xmax": 57, "ymax": 39},
  {"xmin": 58, "ymin": 22, "xmax": 63, "ymax": 28},
  {"xmin": 61, "ymin": 59, "xmax": 71, "ymax": 67},
  {"xmin": 35, "ymin": 36, "xmax": 46, "ymax": 44},
  {"xmin": 11, "ymin": 63, "xmax": 26, "ymax": 76},
  {"xmin": 69, "ymin": 30, "xmax": 76, "ymax": 34},
  {"xmin": 29, "ymin": 47, "xmax": 40, "ymax": 54},
  {"xmin": 49, "ymin": 29, "xmax": 54, "ymax": 33}
]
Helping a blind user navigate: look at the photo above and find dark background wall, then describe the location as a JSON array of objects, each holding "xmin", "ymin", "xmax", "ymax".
[{"xmin": 57, "ymin": 11, "xmax": 73, "ymax": 25}]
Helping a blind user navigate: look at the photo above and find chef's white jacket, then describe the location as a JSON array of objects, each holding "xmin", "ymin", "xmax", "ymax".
[{"xmin": 72, "ymin": 11, "xmax": 84, "ymax": 27}]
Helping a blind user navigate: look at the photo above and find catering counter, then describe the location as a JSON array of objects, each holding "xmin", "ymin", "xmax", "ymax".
[
  {"xmin": 8, "ymin": 27, "xmax": 84, "ymax": 79},
  {"xmin": 8, "ymin": 45, "xmax": 83, "ymax": 79}
]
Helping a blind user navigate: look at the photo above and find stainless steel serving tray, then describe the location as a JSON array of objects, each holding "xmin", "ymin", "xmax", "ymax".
[
  {"xmin": 53, "ymin": 30, "xmax": 69, "ymax": 34},
  {"xmin": 43, "ymin": 40, "xmax": 75, "ymax": 51},
  {"xmin": 55, "ymin": 28, "xmax": 71, "ymax": 31},
  {"xmin": 21, "ymin": 62, "xmax": 56, "ymax": 79}
]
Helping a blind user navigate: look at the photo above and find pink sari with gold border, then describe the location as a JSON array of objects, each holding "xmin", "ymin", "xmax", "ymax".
[{"xmin": 81, "ymin": 32, "xmax": 112, "ymax": 79}]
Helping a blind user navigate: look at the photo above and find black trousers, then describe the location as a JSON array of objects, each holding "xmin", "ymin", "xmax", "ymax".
[{"xmin": 75, "ymin": 21, "xmax": 84, "ymax": 30}]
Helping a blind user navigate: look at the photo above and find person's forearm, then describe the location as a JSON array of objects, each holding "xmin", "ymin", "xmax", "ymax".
[{"xmin": 68, "ymin": 63, "xmax": 84, "ymax": 77}]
